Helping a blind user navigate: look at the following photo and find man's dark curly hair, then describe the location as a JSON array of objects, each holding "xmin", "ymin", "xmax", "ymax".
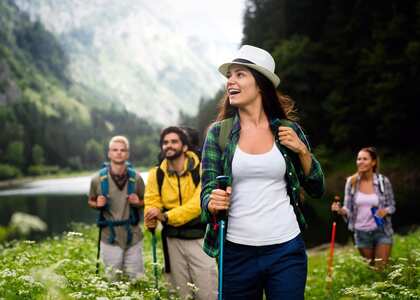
[{"xmin": 159, "ymin": 126, "xmax": 189, "ymax": 148}]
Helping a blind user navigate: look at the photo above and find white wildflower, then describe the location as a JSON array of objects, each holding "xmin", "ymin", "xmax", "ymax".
[
  {"xmin": 31, "ymin": 265, "xmax": 66, "ymax": 299},
  {"xmin": 118, "ymin": 282, "xmax": 129, "ymax": 291},
  {"xmin": 187, "ymin": 282, "xmax": 199, "ymax": 293},
  {"xmin": 70, "ymin": 291, "xmax": 83, "ymax": 299},
  {"xmin": 66, "ymin": 231, "xmax": 83, "ymax": 237},
  {"xmin": 9, "ymin": 212, "xmax": 47, "ymax": 235},
  {"xmin": 19, "ymin": 275, "xmax": 35, "ymax": 284},
  {"xmin": 388, "ymin": 268, "xmax": 402, "ymax": 280},
  {"xmin": 0, "ymin": 268, "xmax": 17, "ymax": 277}
]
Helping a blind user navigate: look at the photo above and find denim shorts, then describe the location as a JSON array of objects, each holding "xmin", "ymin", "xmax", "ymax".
[{"xmin": 354, "ymin": 227, "xmax": 393, "ymax": 248}]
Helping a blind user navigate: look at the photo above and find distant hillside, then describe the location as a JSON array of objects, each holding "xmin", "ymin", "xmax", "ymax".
[
  {"xmin": 14, "ymin": 0, "xmax": 225, "ymax": 124},
  {"xmin": 0, "ymin": 0, "xmax": 160, "ymax": 179}
]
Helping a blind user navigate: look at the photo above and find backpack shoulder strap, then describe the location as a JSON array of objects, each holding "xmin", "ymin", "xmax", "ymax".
[
  {"xmin": 218, "ymin": 117, "xmax": 234, "ymax": 153},
  {"xmin": 276, "ymin": 119, "xmax": 311, "ymax": 152},
  {"xmin": 191, "ymin": 163, "xmax": 200, "ymax": 187},
  {"xmin": 126, "ymin": 164, "xmax": 140, "ymax": 225},
  {"xmin": 98, "ymin": 164, "xmax": 110, "ymax": 213},
  {"xmin": 348, "ymin": 176, "xmax": 356, "ymax": 196},
  {"xmin": 126, "ymin": 163, "xmax": 137, "ymax": 195},
  {"xmin": 378, "ymin": 174, "xmax": 385, "ymax": 194},
  {"xmin": 156, "ymin": 166, "xmax": 165, "ymax": 196},
  {"xmin": 99, "ymin": 165, "xmax": 109, "ymax": 198}
]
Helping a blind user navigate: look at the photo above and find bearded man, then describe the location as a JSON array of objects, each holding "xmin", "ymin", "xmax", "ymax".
[{"xmin": 144, "ymin": 126, "xmax": 217, "ymax": 300}]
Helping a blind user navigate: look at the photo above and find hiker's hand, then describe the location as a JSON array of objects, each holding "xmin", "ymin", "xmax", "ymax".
[
  {"xmin": 145, "ymin": 218, "xmax": 157, "ymax": 229},
  {"xmin": 376, "ymin": 208, "xmax": 388, "ymax": 218},
  {"xmin": 331, "ymin": 202, "xmax": 346, "ymax": 215},
  {"xmin": 278, "ymin": 126, "xmax": 308, "ymax": 155},
  {"xmin": 145, "ymin": 207, "xmax": 165, "ymax": 229},
  {"xmin": 96, "ymin": 195, "xmax": 107, "ymax": 208},
  {"xmin": 145, "ymin": 208, "xmax": 160, "ymax": 229},
  {"xmin": 208, "ymin": 186, "xmax": 231, "ymax": 215},
  {"xmin": 128, "ymin": 193, "xmax": 143, "ymax": 206},
  {"xmin": 145, "ymin": 208, "xmax": 161, "ymax": 221}
]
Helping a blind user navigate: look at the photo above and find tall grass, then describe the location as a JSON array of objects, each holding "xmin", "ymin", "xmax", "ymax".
[
  {"xmin": 0, "ymin": 224, "xmax": 177, "ymax": 299},
  {"xmin": 0, "ymin": 224, "xmax": 418, "ymax": 299},
  {"xmin": 306, "ymin": 229, "xmax": 420, "ymax": 299}
]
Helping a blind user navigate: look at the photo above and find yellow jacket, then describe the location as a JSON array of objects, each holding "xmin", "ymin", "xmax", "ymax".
[{"xmin": 144, "ymin": 151, "xmax": 201, "ymax": 227}]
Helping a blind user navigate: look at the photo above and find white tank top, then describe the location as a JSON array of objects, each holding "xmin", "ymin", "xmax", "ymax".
[{"xmin": 226, "ymin": 143, "xmax": 300, "ymax": 246}]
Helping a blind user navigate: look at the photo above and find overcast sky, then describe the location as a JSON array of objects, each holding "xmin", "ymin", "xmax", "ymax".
[{"xmin": 165, "ymin": 0, "xmax": 246, "ymax": 65}]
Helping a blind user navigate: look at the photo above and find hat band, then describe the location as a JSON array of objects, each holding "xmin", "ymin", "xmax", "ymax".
[{"xmin": 233, "ymin": 58, "xmax": 255, "ymax": 64}]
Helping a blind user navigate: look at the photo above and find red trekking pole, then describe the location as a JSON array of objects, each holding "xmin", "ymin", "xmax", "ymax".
[{"xmin": 327, "ymin": 195, "xmax": 340, "ymax": 287}]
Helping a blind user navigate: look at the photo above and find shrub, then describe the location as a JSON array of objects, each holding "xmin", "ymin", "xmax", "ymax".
[
  {"xmin": 27, "ymin": 165, "xmax": 59, "ymax": 176},
  {"xmin": 0, "ymin": 163, "xmax": 21, "ymax": 179}
]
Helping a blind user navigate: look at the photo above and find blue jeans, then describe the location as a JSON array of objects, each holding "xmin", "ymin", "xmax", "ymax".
[{"xmin": 222, "ymin": 234, "xmax": 307, "ymax": 300}]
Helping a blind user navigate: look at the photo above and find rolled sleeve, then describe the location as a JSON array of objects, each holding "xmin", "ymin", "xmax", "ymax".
[
  {"xmin": 383, "ymin": 176, "xmax": 396, "ymax": 215},
  {"xmin": 294, "ymin": 123, "xmax": 325, "ymax": 198},
  {"xmin": 200, "ymin": 123, "xmax": 222, "ymax": 223},
  {"xmin": 343, "ymin": 178, "xmax": 353, "ymax": 223},
  {"xmin": 300, "ymin": 154, "xmax": 325, "ymax": 198},
  {"xmin": 201, "ymin": 193, "xmax": 212, "ymax": 222}
]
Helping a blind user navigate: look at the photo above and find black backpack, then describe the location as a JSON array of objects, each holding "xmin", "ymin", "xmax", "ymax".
[{"xmin": 156, "ymin": 163, "xmax": 200, "ymax": 196}]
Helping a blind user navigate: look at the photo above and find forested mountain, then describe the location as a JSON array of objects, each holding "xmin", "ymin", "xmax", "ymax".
[
  {"xmin": 241, "ymin": 0, "xmax": 420, "ymax": 151},
  {"xmin": 13, "ymin": 0, "xmax": 224, "ymax": 124},
  {"xmin": 0, "ymin": 0, "xmax": 160, "ymax": 179},
  {"xmin": 188, "ymin": 0, "xmax": 420, "ymax": 154}
]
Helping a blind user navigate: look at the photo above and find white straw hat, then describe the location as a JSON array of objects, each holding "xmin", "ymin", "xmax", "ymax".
[{"xmin": 218, "ymin": 45, "xmax": 280, "ymax": 87}]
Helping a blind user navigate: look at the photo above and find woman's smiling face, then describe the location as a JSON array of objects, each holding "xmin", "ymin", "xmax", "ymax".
[
  {"xmin": 356, "ymin": 150, "xmax": 376, "ymax": 173},
  {"xmin": 226, "ymin": 64, "xmax": 261, "ymax": 108}
]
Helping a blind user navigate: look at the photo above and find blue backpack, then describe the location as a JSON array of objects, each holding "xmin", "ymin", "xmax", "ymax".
[{"xmin": 96, "ymin": 162, "xmax": 140, "ymax": 245}]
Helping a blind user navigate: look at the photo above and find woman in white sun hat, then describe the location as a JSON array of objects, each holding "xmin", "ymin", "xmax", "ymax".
[{"xmin": 200, "ymin": 45, "xmax": 325, "ymax": 299}]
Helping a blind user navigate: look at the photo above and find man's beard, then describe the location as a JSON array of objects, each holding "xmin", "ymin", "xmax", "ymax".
[{"xmin": 165, "ymin": 148, "xmax": 183, "ymax": 161}]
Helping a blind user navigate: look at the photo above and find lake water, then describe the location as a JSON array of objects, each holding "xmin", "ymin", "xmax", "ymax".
[
  {"xmin": 0, "ymin": 176, "xmax": 94, "ymax": 196},
  {"xmin": 0, "ymin": 173, "xmax": 349, "ymax": 247},
  {"xmin": 0, "ymin": 173, "xmax": 148, "ymax": 240},
  {"xmin": 0, "ymin": 173, "xmax": 417, "ymax": 247}
]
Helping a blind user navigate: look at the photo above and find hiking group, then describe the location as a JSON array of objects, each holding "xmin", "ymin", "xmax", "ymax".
[{"xmin": 88, "ymin": 45, "xmax": 395, "ymax": 299}]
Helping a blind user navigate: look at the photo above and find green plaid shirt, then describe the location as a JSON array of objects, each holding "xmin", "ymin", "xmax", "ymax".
[{"xmin": 200, "ymin": 113, "xmax": 325, "ymax": 257}]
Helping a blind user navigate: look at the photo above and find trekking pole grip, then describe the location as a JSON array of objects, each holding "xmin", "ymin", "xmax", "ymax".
[
  {"xmin": 332, "ymin": 195, "xmax": 341, "ymax": 221},
  {"xmin": 216, "ymin": 175, "xmax": 229, "ymax": 221}
]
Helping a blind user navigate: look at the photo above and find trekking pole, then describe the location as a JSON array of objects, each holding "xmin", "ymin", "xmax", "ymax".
[
  {"xmin": 95, "ymin": 226, "xmax": 102, "ymax": 275},
  {"xmin": 327, "ymin": 195, "xmax": 340, "ymax": 288},
  {"xmin": 150, "ymin": 228, "xmax": 159, "ymax": 298},
  {"xmin": 216, "ymin": 175, "xmax": 229, "ymax": 300}
]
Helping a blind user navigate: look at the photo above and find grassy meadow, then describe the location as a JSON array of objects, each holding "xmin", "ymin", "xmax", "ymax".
[{"xmin": 0, "ymin": 224, "xmax": 418, "ymax": 299}]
